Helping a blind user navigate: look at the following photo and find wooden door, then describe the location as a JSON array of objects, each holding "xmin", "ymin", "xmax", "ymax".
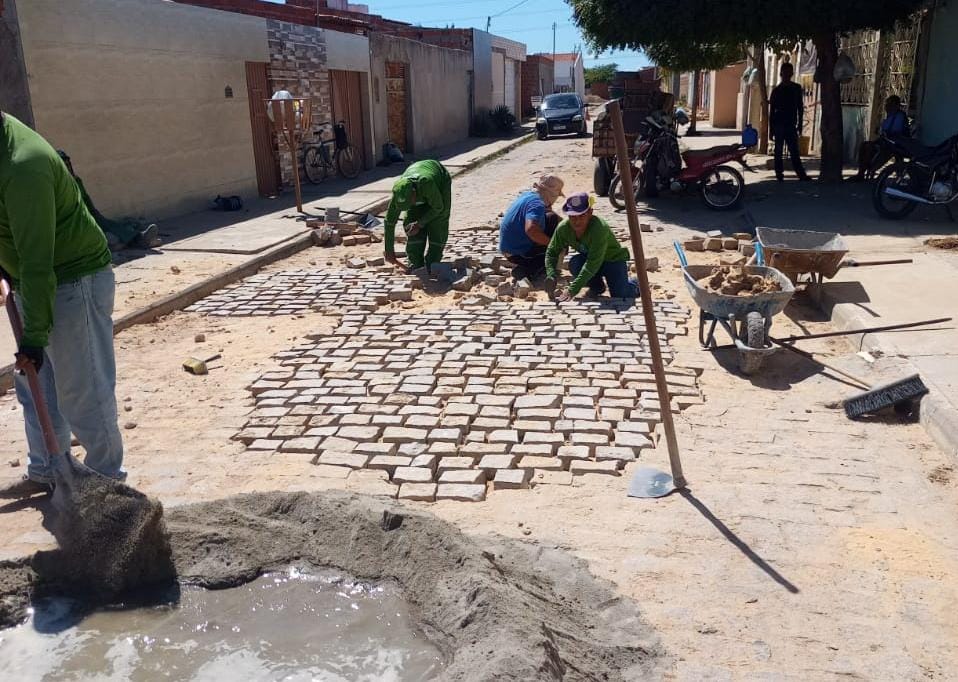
[
  {"xmin": 245, "ymin": 62, "xmax": 280, "ymax": 197},
  {"xmin": 384, "ymin": 62, "xmax": 408, "ymax": 152},
  {"xmin": 330, "ymin": 69, "xmax": 367, "ymax": 169}
]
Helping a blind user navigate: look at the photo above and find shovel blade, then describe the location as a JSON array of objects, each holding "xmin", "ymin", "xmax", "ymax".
[
  {"xmin": 360, "ymin": 214, "xmax": 382, "ymax": 229},
  {"xmin": 627, "ymin": 467, "xmax": 676, "ymax": 499}
]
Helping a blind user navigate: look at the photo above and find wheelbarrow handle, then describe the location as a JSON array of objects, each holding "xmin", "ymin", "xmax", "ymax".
[
  {"xmin": 1, "ymin": 277, "xmax": 61, "ymax": 457},
  {"xmin": 672, "ymin": 241, "xmax": 688, "ymax": 268}
]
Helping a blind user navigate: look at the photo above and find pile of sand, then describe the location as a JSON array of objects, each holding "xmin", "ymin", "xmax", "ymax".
[
  {"xmin": 1, "ymin": 491, "xmax": 666, "ymax": 681},
  {"xmin": 925, "ymin": 236, "xmax": 958, "ymax": 250},
  {"xmin": 700, "ymin": 266, "xmax": 783, "ymax": 296}
]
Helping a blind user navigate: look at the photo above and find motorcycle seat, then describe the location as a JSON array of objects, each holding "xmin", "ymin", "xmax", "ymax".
[
  {"xmin": 682, "ymin": 144, "xmax": 740, "ymax": 159},
  {"xmin": 895, "ymin": 137, "xmax": 953, "ymax": 161}
]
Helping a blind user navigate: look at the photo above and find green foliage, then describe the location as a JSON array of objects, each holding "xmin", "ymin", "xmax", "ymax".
[
  {"xmin": 567, "ymin": 0, "xmax": 926, "ymax": 48},
  {"xmin": 585, "ymin": 63, "xmax": 618, "ymax": 86},
  {"xmin": 489, "ymin": 105, "xmax": 517, "ymax": 134},
  {"xmin": 644, "ymin": 42, "xmax": 744, "ymax": 72}
]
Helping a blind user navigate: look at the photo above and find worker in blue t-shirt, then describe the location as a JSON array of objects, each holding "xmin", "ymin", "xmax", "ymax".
[
  {"xmin": 852, "ymin": 95, "xmax": 911, "ymax": 181},
  {"xmin": 498, "ymin": 175, "xmax": 564, "ymax": 280}
]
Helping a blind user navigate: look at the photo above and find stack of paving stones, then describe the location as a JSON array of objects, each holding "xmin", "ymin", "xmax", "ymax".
[
  {"xmin": 234, "ymin": 301, "xmax": 699, "ymax": 502},
  {"xmin": 185, "ymin": 268, "xmax": 418, "ymax": 317}
]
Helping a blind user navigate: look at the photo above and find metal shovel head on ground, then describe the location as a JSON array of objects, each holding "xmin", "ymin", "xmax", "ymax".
[
  {"xmin": 2, "ymin": 276, "xmax": 173, "ymax": 600},
  {"xmin": 628, "ymin": 467, "xmax": 678, "ymax": 498},
  {"xmin": 316, "ymin": 206, "xmax": 383, "ymax": 229}
]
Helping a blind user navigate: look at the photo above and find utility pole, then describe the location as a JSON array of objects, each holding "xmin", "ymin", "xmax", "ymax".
[
  {"xmin": 552, "ymin": 22, "xmax": 557, "ymax": 62},
  {"xmin": 486, "ymin": 16, "xmax": 491, "ymax": 32}
]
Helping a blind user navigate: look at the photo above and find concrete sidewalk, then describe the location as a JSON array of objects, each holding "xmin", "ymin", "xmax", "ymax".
[{"xmin": 0, "ymin": 128, "xmax": 534, "ymax": 380}]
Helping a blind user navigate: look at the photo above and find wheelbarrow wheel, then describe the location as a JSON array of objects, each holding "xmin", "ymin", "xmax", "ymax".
[{"xmin": 739, "ymin": 312, "xmax": 767, "ymax": 375}]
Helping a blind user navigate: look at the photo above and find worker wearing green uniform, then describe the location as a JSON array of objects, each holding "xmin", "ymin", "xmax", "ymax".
[
  {"xmin": 383, "ymin": 160, "xmax": 452, "ymax": 269},
  {"xmin": 545, "ymin": 192, "xmax": 637, "ymax": 301},
  {"xmin": 0, "ymin": 112, "xmax": 125, "ymax": 499}
]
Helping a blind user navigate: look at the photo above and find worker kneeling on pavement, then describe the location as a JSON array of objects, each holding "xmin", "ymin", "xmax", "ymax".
[
  {"xmin": 546, "ymin": 192, "xmax": 637, "ymax": 302},
  {"xmin": 383, "ymin": 160, "xmax": 452, "ymax": 270},
  {"xmin": 499, "ymin": 174, "xmax": 564, "ymax": 281},
  {"xmin": 0, "ymin": 112, "xmax": 125, "ymax": 499}
]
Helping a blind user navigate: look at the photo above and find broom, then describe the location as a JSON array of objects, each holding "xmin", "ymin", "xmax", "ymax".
[{"xmin": 769, "ymin": 338, "xmax": 929, "ymax": 418}]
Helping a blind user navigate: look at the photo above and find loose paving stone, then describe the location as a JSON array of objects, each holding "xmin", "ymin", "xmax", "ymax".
[
  {"xmin": 398, "ymin": 483, "xmax": 437, "ymax": 502},
  {"xmin": 436, "ymin": 484, "xmax": 487, "ymax": 502},
  {"xmin": 236, "ymin": 301, "xmax": 695, "ymax": 500}
]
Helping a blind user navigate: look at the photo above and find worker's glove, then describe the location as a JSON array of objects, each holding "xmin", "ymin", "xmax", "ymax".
[
  {"xmin": 404, "ymin": 222, "xmax": 422, "ymax": 238},
  {"xmin": 15, "ymin": 345, "xmax": 44, "ymax": 372}
]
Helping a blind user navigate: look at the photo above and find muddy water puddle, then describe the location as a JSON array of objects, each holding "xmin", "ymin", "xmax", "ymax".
[{"xmin": 0, "ymin": 567, "xmax": 442, "ymax": 681}]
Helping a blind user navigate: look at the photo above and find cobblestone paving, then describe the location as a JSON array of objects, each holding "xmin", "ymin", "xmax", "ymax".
[
  {"xmin": 235, "ymin": 301, "xmax": 698, "ymax": 501},
  {"xmin": 185, "ymin": 268, "xmax": 417, "ymax": 316}
]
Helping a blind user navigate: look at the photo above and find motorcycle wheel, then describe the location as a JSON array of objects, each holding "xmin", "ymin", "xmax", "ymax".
[
  {"xmin": 608, "ymin": 174, "xmax": 626, "ymax": 210},
  {"xmin": 873, "ymin": 164, "xmax": 919, "ymax": 220},
  {"xmin": 700, "ymin": 165, "xmax": 744, "ymax": 210},
  {"xmin": 594, "ymin": 157, "xmax": 613, "ymax": 196}
]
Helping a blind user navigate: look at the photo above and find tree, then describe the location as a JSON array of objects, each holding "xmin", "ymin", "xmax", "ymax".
[
  {"xmin": 567, "ymin": 0, "xmax": 926, "ymax": 181},
  {"xmin": 584, "ymin": 63, "xmax": 619, "ymax": 86},
  {"xmin": 644, "ymin": 42, "xmax": 744, "ymax": 135}
]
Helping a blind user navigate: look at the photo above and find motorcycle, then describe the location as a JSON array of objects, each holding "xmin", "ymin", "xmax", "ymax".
[
  {"xmin": 873, "ymin": 133, "xmax": 958, "ymax": 219},
  {"xmin": 609, "ymin": 111, "xmax": 750, "ymax": 211}
]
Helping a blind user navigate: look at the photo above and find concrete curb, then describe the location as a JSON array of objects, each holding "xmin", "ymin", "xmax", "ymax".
[
  {"xmin": 810, "ymin": 283, "xmax": 958, "ymax": 460},
  {"xmin": 0, "ymin": 133, "xmax": 535, "ymax": 393}
]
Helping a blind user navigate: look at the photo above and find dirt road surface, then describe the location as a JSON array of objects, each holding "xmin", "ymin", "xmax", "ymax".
[{"xmin": 2, "ymin": 131, "xmax": 957, "ymax": 679}]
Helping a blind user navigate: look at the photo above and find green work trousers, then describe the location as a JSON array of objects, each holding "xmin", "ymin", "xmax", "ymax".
[{"xmin": 404, "ymin": 205, "xmax": 449, "ymax": 268}]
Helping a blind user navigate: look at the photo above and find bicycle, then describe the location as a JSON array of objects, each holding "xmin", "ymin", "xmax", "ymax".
[{"xmin": 301, "ymin": 120, "xmax": 362, "ymax": 184}]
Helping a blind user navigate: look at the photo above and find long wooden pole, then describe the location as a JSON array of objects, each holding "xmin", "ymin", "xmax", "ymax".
[{"xmin": 607, "ymin": 99, "xmax": 687, "ymax": 488}]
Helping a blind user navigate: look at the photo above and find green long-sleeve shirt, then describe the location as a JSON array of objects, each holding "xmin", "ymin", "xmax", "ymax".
[
  {"xmin": 383, "ymin": 160, "xmax": 451, "ymax": 253},
  {"xmin": 0, "ymin": 114, "xmax": 112, "ymax": 347},
  {"xmin": 545, "ymin": 215, "xmax": 630, "ymax": 295}
]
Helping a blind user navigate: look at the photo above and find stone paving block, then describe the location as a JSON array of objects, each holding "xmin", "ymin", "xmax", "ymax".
[
  {"xmin": 428, "ymin": 428, "xmax": 462, "ymax": 443},
  {"xmin": 249, "ymin": 438, "xmax": 284, "ymax": 451},
  {"xmin": 517, "ymin": 456, "xmax": 564, "ymax": 471},
  {"xmin": 436, "ymin": 484, "xmax": 487, "ymax": 502},
  {"xmin": 437, "ymin": 457, "xmax": 477, "ymax": 475},
  {"xmin": 510, "ymin": 443, "xmax": 555, "ymax": 458},
  {"xmin": 410, "ymin": 454, "xmax": 439, "ymax": 471},
  {"xmin": 614, "ymin": 431, "xmax": 654, "ymax": 449},
  {"xmin": 460, "ymin": 443, "xmax": 507, "ymax": 458},
  {"xmin": 595, "ymin": 446, "xmax": 636, "ymax": 465},
  {"xmin": 439, "ymin": 469, "xmax": 488, "ymax": 485},
  {"xmin": 398, "ymin": 483, "xmax": 437, "ymax": 502},
  {"xmin": 337, "ymin": 426, "xmax": 382, "ymax": 442},
  {"xmin": 310, "ymin": 464, "xmax": 353, "ymax": 479},
  {"xmin": 367, "ymin": 455, "xmax": 413, "ymax": 475},
  {"xmin": 523, "ymin": 432, "xmax": 564, "ymax": 446},
  {"xmin": 488, "ymin": 429, "xmax": 520, "ymax": 444},
  {"xmin": 316, "ymin": 452, "xmax": 369, "ymax": 469},
  {"xmin": 570, "ymin": 460, "xmax": 621, "ymax": 476},
  {"xmin": 571, "ymin": 432, "xmax": 609, "ymax": 448},
  {"xmin": 382, "ymin": 427, "xmax": 429, "ymax": 443},
  {"xmin": 318, "ymin": 436, "xmax": 360, "ymax": 452},
  {"xmin": 397, "ymin": 442, "xmax": 429, "ymax": 457},
  {"xmin": 514, "ymin": 394, "xmax": 561, "ymax": 410},
  {"xmin": 493, "ymin": 468, "xmax": 533, "ymax": 490},
  {"xmin": 279, "ymin": 437, "xmax": 321, "ymax": 453},
  {"xmin": 557, "ymin": 446, "xmax": 591, "ymax": 465},
  {"xmin": 353, "ymin": 442, "xmax": 398, "ymax": 456},
  {"xmin": 478, "ymin": 454, "xmax": 518, "ymax": 473},
  {"xmin": 392, "ymin": 467, "xmax": 435, "ymax": 484}
]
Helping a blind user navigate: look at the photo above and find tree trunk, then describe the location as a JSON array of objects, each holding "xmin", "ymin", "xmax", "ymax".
[
  {"xmin": 813, "ymin": 33, "xmax": 844, "ymax": 182},
  {"xmin": 754, "ymin": 44, "xmax": 770, "ymax": 154},
  {"xmin": 687, "ymin": 70, "xmax": 701, "ymax": 136}
]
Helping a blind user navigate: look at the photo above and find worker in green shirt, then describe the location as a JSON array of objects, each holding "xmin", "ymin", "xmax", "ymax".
[
  {"xmin": 545, "ymin": 192, "xmax": 637, "ymax": 301},
  {"xmin": 0, "ymin": 112, "xmax": 125, "ymax": 499},
  {"xmin": 383, "ymin": 160, "xmax": 452, "ymax": 270}
]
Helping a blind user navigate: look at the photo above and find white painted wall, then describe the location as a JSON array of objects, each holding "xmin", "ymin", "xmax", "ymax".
[{"xmin": 324, "ymin": 29, "xmax": 369, "ymax": 73}]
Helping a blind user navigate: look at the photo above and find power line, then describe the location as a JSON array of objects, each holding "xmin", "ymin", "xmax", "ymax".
[{"xmin": 491, "ymin": 0, "xmax": 534, "ymax": 18}]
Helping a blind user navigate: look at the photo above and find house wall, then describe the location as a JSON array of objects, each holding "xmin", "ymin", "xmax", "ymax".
[
  {"xmin": 14, "ymin": 0, "xmax": 268, "ymax": 220},
  {"xmin": 0, "ymin": 0, "xmax": 33, "ymax": 126},
  {"xmin": 369, "ymin": 34, "xmax": 471, "ymax": 160},
  {"xmin": 521, "ymin": 56, "xmax": 554, "ymax": 116},
  {"xmin": 472, "ymin": 30, "xmax": 494, "ymax": 114},
  {"xmin": 919, "ymin": 2, "xmax": 958, "ymax": 144},
  {"xmin": 709, "ymin": 62, "xmax": 746, "ymax": 128}
]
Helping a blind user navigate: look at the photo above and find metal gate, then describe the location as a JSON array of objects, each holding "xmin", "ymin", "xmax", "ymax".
[{"xmin": 245, "ymin": 61, "xmax": 281, "ymax": 197}]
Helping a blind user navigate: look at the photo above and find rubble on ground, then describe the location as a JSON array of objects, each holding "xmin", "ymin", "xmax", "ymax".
[{"xmin": 700, "ymin": 266, "xmax": 783, "ymax": 296}]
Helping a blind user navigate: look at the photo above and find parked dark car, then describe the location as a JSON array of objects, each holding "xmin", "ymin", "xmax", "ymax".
[{"xmin": 536, "ymin": 93, "xmax": 588, "ymax": 140}]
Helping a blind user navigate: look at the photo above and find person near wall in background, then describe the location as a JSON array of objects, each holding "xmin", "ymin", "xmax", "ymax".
[
  {"xmin": 383, "ymin": 160, "xmax": 452, "ymax": 272},
  {"xmin": 545, "ymin": 192, "xmax": 637, "ymax": 302},
  {"xmin": 850, "ymin": 95, "xmax": 911, "ymax": 182},
  {"xmin": 56, "ymin": 150, "xmax": 160, "ymax": 251},
  {"xmin": 499, "ymin": 174, "xmax": 564, "ymax": 281},
  {"xmin": 0, "ymin": 112, "xmax": 126, "ymax": 499},
  {"xmin": 769, "ymin": 63, "xmax": 812, "ymax": 182}
]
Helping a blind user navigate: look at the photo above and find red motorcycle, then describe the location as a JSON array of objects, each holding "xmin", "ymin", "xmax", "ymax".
[{"xmin": 609, "ymin": 113, "xmax": 750, "ymax": 211}]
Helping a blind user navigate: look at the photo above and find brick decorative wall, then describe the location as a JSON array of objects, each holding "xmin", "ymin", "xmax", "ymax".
[
  {"xmin": 267, "ymin": 19, "xmax": 332, "ymax": 186},
  {"xmin": 521, "ymin": 56, "xmax": 553, "ymax": 117}
]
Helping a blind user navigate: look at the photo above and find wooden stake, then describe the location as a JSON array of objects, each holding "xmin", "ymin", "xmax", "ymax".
[{"xmin": 607, "ymin": 100, "xmax": 687, "ymax": 488}]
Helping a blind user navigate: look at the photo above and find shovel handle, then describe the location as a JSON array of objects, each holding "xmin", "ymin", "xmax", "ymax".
[
  {"xmin": 841, "ymin": 258, "xmax": 913, "ymax": 268},
  {"xmin": 2, "ymin": 278, "xmax": 62, "ymax": 457}
]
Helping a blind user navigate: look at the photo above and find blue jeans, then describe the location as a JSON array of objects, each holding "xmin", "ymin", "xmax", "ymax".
[
  {"xmin": 15, "ymin": 268, "xmax": 124, "ymax": 483},
  {"xmin": 569, "ymin": 254, "xmax": 637, "ymax": 298}
]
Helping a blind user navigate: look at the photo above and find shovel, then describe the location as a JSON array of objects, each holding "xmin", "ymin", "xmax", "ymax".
[{"xmin": 316, "ymin": 207, "xmax": 383, "ymax": 229}]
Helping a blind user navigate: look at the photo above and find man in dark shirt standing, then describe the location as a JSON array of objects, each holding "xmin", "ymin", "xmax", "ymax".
[{"xmin": 769, "ymin": 63, "xmax": 812, "ymax": 182}]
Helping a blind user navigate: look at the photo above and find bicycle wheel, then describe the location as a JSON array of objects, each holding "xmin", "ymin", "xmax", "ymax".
[
  {"xmin": 337, "ymin": 145, "xmax": 362, "ymax": 179},
  {"xmin": 303, "ymin": 146, "xmax": 328, "ymax": 185}
]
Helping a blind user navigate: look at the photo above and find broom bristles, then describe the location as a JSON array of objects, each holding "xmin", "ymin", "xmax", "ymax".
[{"xmin": 843, "ymin": 374, "xmax": 928, "ymax": 419}]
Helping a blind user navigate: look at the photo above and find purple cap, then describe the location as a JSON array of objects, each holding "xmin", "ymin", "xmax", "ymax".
[{"xmin": 562, "ymin": 192, "xmax": 594, "ymax": 216}]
